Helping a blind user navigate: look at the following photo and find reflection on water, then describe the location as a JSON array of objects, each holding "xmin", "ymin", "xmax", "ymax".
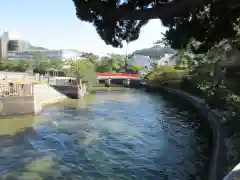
[
  {"xmin": 0, "ymin": 90, "xmax": 211, "ymax": 180},
  {"xmin": 0, "ymin": 116, "xmax": 39, "ymax": 136}
]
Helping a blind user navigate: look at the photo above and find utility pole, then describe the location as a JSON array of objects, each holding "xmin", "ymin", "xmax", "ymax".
[{"xmin": 125, "ymin": 41, "xmax": 129, "ymax": 72}]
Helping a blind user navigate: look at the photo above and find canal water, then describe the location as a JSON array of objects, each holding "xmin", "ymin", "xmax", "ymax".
[{"xmin": 0, "ymin": 90, "xmax": 211, "ymax": 180}]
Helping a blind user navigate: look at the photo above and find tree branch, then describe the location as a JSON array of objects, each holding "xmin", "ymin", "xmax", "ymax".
[
  {"xmin": 119, "ymin": 0, "xmax": 214, "ymax": 20},
  {"xmin": 81, "ymin": 0, "xmax": 215, "ymax": 20}
]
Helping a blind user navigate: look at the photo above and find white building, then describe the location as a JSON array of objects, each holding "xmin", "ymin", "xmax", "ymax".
[
  {"xmin": 157, "ymin": 53, "xmax": 176, "ymax": 66},
  {"xmin": 7, "ymin": 48, "xmax": 83, "ymax": 61},
  {"xmin": 127, "ymin": 54, "xmax": 156, "ymax": 76},
  {"xmin": 128, "ymin": 54, "xmax": 152, "ymax": 69},
  {"xmin": 0, "ymin": 31, "xmax": 9, "ymax": 59},
  {"xmin": 2, "ymin": 31, "xmax": 84, "ymax": 61},
  {"xmin": 61, "ymin": 50, "xmax": 83, "ymax": 61}
]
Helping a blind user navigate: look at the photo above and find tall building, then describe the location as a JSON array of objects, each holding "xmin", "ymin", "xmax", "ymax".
[
  {"xmin": 8, "ymin": 49, "xmax": 63, "ymax": 60},
  {"xmin": 8, "ymin": 39, "xmax": 30, "ymax": 52},
  {"xmin": 0, "ymin": 31, "xmax": 9, "ymax": 59},
  {"xmin": 0, "ymin": 30, "xmax": 83, "ymax": 61}
]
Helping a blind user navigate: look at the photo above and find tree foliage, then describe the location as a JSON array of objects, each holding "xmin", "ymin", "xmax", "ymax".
[
  {"xmin": 73, "ymin": 0, "xmax": 240, "ymax": 52},
  {"xmin": 146, "ymin": 67, "xmax": 181, "ymax": 83},
  {"xmin": 0, "ymin": 52, "xmax": 129, "ymax": 76},
  {"xmin": 147, "ymin": 35, "xmax": 240, "ymax": 112},
  {"xmin": 171, "ymin": 49, "xmax": 196, "ymax": 69},
  {"xmin": 67, "ymin": 59, "xmax": 97, "ymax": 86},
  {"xmin": 130, "ymin": 64, "xmax": 143, "ymax": 73},
  {"xmin": 0, "ymin": 59, "xmax": 65, "ymax": 74},
  {"xmin": 81, "ymin": 52, "xmax": 98, "ymax": 64},
  {"xmin": 0, "ymin": 59, "xmax": 30, "ymax": 72},
  {"xmin": 95, "ymin": 54, "xmax": 126, "ymax": 73}
]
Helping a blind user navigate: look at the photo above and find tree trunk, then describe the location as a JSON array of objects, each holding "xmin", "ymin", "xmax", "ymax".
[
  {"xmin": 79, "ymin": 78, "xmax": 82, "ymax": 90},
  {"xmin": 76, "ymin": 74, "xmax": 82, "ymax": 89}
]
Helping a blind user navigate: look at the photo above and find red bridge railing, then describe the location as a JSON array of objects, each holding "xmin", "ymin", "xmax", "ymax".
[{"xmin": 96, "ymin": 73, "xmax": 140, "ymax": 78}]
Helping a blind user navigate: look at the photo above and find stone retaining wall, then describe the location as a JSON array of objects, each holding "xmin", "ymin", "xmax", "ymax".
[
  {"xmin": 0, "ymin": 84, "xmax": 68, "ymax": 117},
  {"xmin": 164, "ymin": 87, "xmax": 225, "ymax": 180},
  {"xmin": 0, "ymin": 96, "xmax": 37, "ymax": 116}
]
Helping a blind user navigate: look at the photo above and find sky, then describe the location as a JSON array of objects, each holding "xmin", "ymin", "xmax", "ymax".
[{"xmin": 0, "ymin": 0, "xmax": 168, "ymax": 56}]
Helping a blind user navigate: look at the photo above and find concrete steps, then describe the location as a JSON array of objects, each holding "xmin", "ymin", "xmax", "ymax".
[{"xmin": 33, "ymin": 84, "xmax": 67, "ymax": 106}]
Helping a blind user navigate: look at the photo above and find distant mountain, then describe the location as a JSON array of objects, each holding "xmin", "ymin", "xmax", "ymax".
[
  {"xmin": 66, "ymin": 49, "xmax": 82, "ymax": 54},
  {"xmin": 132, "ymin": 45, "xmax": 175, "ymax": 59},
  {"xmin": 29, "ymin": 45, "xmax": 48, "ymax": 50}
]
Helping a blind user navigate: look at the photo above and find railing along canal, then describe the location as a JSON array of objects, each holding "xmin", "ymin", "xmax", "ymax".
[{"xmin": 0, "ymin": 83, "xmax": 34, "ymax": 97}]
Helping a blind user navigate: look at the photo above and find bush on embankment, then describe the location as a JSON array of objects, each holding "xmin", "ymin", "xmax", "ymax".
[
  {"xmin": 145, "ymin": 64, "xmax": 239, "ymax": 113},
  {"xmin": 145, "ymin": 65, "xmax": 187, "ymax": 83}
]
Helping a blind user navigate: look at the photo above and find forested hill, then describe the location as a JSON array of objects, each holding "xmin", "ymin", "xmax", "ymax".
[{"xmin": 132, "ymin": 45, "xmax": 175, "ymax": 59}]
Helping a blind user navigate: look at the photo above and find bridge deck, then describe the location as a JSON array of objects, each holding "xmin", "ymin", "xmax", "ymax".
[{"xmin": 96, "ymin": 73, "xmax": 141, "ymax": 80}]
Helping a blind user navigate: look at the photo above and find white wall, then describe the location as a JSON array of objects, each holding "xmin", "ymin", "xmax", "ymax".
[
  {"xmin": 157, "ymin": 53, "xmax": 176, "ymax": 66},
  {"xmin": 128, "ymin": 55, "xmax": 152, "ymax": 69},
  {"xmin": 49, "ymin": 77, "xmax": 76, "ymax": 86},
  {"xmin": 62, "ymin": 50, "xmax": 82, "ymax": 61}
]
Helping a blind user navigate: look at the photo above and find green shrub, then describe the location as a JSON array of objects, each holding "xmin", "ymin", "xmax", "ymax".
[
  {"xmin": 145, "ymin": 65, "xmax": 187, "ymax": 80},
  {"xmin": 159, "ymin": 71, "xmax": 186, "ymax": 81}
]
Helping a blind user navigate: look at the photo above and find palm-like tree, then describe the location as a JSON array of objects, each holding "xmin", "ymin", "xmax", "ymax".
[
  {"xmin": 67, "ymin": 60, "xmax": 96, "ymax": 88},
  {"xmin": 100, "ymin": 54, "xmax": 125, "ymax": 72}
]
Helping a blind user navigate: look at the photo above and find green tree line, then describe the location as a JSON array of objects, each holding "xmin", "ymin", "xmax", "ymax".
[{"xmin": 0, "ymin": 53, "xmax": 143, "ymax": 74}]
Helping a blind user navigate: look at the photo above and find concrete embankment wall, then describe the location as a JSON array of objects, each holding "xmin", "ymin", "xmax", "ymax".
[
  {"xmin": 33, "ymin": 84, "xmax": 67, "ymax": 107},
  {"xmin": 0, "ymin": 96, "xmax": 36, "ymax": 116},
  {"xmin": 51, "ymin": 84, "xmax": 87, "ymax": 99},
  {"xmin": 51, "ymin": 85, "xmax": 79, "ymax": 99},
  {"xmin": 0, "ymin": 84, "xmax": 68, "ymax": 117},
  {"xmin": 145, "ymin": 85, "xmax": 225, "ymax": 180}
]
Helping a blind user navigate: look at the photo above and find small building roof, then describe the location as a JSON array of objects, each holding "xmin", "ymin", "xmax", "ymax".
[{"xmin": 45, "ymin": 68, "xmax": 60, "ymax": 72}]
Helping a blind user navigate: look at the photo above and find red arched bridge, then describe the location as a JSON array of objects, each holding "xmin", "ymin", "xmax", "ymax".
[
  {"xmin": 96, "ymin": 73, "xmax": 142, "ymax": 86},
  {"xmin": 96, "ymin": 73, "xmax": 141, "ymax": 80}
]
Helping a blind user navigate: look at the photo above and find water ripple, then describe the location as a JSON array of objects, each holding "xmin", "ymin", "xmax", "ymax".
[{"xmin": 0, "ymin": 91, "xmax": 211, "ymax": 180}]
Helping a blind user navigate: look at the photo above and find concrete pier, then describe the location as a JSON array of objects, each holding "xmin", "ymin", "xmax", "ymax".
[
  {"xmin": 105, "ymin": 79, "xmax": 111, "ymax": 87},
  {"xmin": 123, "ymin": 79, "xmax": 130, "ymax": 86}
]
